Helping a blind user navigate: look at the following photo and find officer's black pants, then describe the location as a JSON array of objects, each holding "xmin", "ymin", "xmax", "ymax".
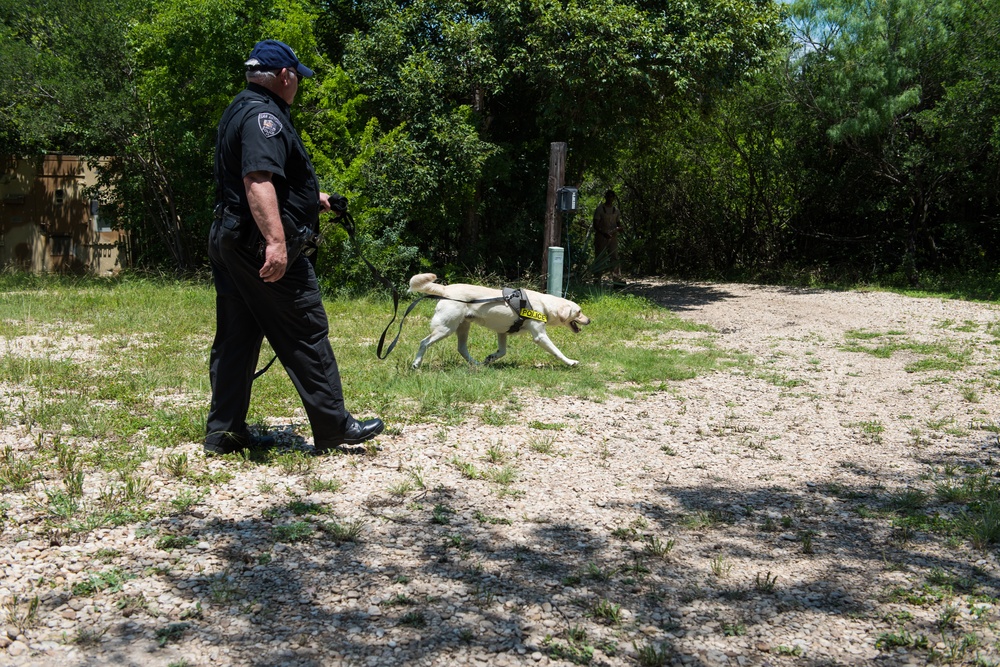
[{"xmin": 206, "ymin": 215, "xmax": 349, "ymax": 446}]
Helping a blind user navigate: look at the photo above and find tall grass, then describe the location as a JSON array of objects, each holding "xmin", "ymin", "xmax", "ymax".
[{"xmin": 0, "ymin": 274, "xmax": 730, "ymax": 443}]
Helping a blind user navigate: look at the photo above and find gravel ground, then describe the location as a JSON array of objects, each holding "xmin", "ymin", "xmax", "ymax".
[{"xmin": 3, "ymin": 280, "xmax": 1000, "ymax": 666}]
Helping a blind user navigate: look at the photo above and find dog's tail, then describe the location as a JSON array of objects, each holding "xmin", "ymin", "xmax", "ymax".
[{"xmin": 408, "ymin": 273, "xmax": 446, "ymax": 297}]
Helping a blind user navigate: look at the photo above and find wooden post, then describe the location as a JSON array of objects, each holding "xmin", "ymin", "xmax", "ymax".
[{"xmin": 542, "ymin": 142, "xmax": 566, "ymax": 275}]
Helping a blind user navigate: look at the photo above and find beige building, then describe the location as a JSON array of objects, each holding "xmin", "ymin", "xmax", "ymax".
[{"xmin": 0, "ymin": 154, "xmax": 127, "ymax": 275}]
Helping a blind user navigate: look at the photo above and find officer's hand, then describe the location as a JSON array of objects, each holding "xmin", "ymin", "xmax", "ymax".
[
  {"xmin": 318, "ymin": 192, "xmax": 332, "ymax": 214},
  {"xmin": 260, "ymin": 241, "xmax": 287, "ymax": 283}
]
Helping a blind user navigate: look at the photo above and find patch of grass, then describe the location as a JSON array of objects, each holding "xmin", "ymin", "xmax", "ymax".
[
  {"xmin": 451, "ymin": 457, "xmax": 482, "ymax": 479},
  {"xmin": 529, "ymin": 435, "xmax": 558, "ymax": 455},
  {"xmin": 287, "ymin": 501, "xmax": 327, "ymax": 515},
  {"xmin": 272, "ymin": 521, "xmax": 315, "ymax": 543},
  {"xmin": 169, "ymin": 489, "xmax": 204, "ymax": 513},
  {"xmin": 876, "ymin": 629, "xmax": 929, "ymax": 651},
  {"xmin": 754, "ymin": 571, "xmax": 778, "ymax": 593},
  {"xmin": 473, "ymin": 510, "xmax": 511, "ymax": 525},
  {"xmin": 399, "ymin": 610, "xmax": 426, "ymax": 627},
  {"xmin": 960, "ymin": 501, "xmax": 1000, "ymax": 549},
  {"xmin": 634, "ymin": 641, "xmax": 673, "ymax": 666},
  {"xmin": 546, "ymin": 636, "xmax": 594, "ymax": 665},
  {"xmin": 72, "ymin": 568, "xmax": 134, "ymax": 596},
  {"xmin": 306, "ymin": 477, "xmax": 342, "ymax": 493},
  {"xmin": 681, "ymin": 508, "xmax": 729, "ymax": 530},
  {"xmin": 590, "ymin": 599, "xmax": 622, "ymax": 624},
  {"xmin": 156, "ymin": 534, "xmax": 197, "ymax": 550},
  {"xmin": 644, "ymin": 535, "xmax": 675, "ymax": 558},
  {"xmin": 431, "ymin": 504, "xmax": 453, "ymax": 524},
  {"xmin": 155, "ymin": 622, "xmax": 190, "ymax": 647},
  {"xmin": 319, "ymin": 518, "xmax": 366, "ymax": 543},
  {"xmin": 3, "ymin": 595, "xmax": 40, "ymax": 634},
  {"xmin": 529, "ymin": 420, "xmax": 565, "ymax": 430}
]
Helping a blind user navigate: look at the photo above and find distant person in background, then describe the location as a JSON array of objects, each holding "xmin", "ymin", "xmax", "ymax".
[{"xmin": 592, "ymin": 189, "xmax": 623, "ymax": 283}]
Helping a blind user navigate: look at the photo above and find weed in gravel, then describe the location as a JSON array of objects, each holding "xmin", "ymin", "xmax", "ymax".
[
  {"xmin": 155, "ymin": 622, "xmax": 190, "ymax": 647},
  {"xmin": 960, "ymin": 502, "xmax": 1000, "ymax": 549},
  {"xmin": 485, "ymin": 442, "xmax": 512, "ymax": 463},
  {"xmin": 545, "ymin": 635, "xmax": 594, "ymax": 665},
  {"xmin": 387, "ymin": 478, "xmax": 415, "ymax": 497},
  {"xmin": 161, "ymin": 452, "xmax": 190, "ymax": 478},
  {"xmin": 853, "ymin": 419, "xmax": 885, "ymax": 445},
  {"xmin": 117, "ymin": 593, "xmax": 152, "ymax": 617},
  {"xmin": 451, "ymin": 457, "xmax": 481, "ymax": 479},
  {"xmin": 3, "ymin": 595, "xmax": 40, "ymax": 634},
  {"xmin": 644, "ymin": 535, "xmax": 675, "ymax": 558},
  {"xmin": 722, "ymin": 621, "xmax": 747, "ymax": 636},
  {"xmin": 590, "ymin": 599, "xmax": 622, "ymax": 624},
  {"xmin": 431, "ymin": 504, "xmax": 453, "ymax": 524},
  {"xmin": 273, "ymin": 451, "xmax": 314, "ymax": 475},
  {"xmin": 484, "ymin": 464, "xmax": 517, "ymax": 486},
  {"xmin": 72, "ymin": 568, "xmax": 133, "ymax": 596},
  {"xmin": 272, "ymin": 521, "xmax": 314, "ymax": 543},
  {"xmin": 886, "ymin": 488, "xmax": 928, "ymax": 513},
  {"xmin": 682, "ymin": 508, "xmax": 729, "ymax": 530},
  {"xmin": 585, "ymin": 562, "xmax": 616, "ymax": 582},
  {"xmin": 875, "ymin": 630, "xmax": 928, "ymax": 651},
  {"xmin": 156, "ymin": 534, "xmax": 197, "ymax": 550},
  {"xmin": 754, "ymin": 571, "xmax": 778, "ymax": 593},
  {"xmin": 634, "ymin": 641, "xmax": 673, "ymax": 666},
  {"xmin": 287, "ymin": 501, "xmax": 327, "ymax": 515},
  {"xmin": 800, "ymin": 530, "xmax": 816, "ymax": 554},
  {"xmin": 399, "ymin": 610, "xmax": 426, "ymax": 628},
  {"xmin": 473, "ymin": 510, "xmax": 511, "ymax": 525},
  {"xmin": 94, "ymin": 548, "xmax": 121, "ymax": 562},
  {"xmin": 73, "ymin": 626, "xmax": 109, "ymax": 645},
  {"xmin": 320, "ymin": 518, "xmax": 366, "ymax": 543},
  {"xmin": 481, "ymin": 405, "xmax": 512, "ymax": 426},
  {"xmin": 0, "ymin": 449, "xmax": 37, "ymax": 491},
  {"xmin": 710, "ymin": 555, "xmax": 732, "ymax": 578},
  {"xmin": 170, "ymin": 489, "xmax": 204, "ymax": 513},
  {"xmin": 306, "ymin": 477, "xmax": 341, "ymax": 493},
  {"xmin": 529, "ymin": 435, "xmax": 557, "ymax": 455}
]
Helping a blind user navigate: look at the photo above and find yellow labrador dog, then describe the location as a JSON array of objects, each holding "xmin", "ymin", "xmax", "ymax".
[{"xmin": 409, "ymin": 273, "xmax": 590, "ymax": 368}]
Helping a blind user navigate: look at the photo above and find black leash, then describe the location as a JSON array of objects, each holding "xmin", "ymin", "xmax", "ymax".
[{"xmin": 337, "ymin": 212, "xmax": 412, "ymax": 360}]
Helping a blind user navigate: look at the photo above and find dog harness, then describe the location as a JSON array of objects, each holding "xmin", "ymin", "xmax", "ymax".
[{"xmin": 502, "ymin": 288, "xmax": 547, "ymax": 333}]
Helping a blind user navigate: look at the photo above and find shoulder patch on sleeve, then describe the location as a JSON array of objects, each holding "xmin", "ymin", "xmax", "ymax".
[{"xmin": 257, "ymin": 112, "xmax": 283, "ymax": 138}]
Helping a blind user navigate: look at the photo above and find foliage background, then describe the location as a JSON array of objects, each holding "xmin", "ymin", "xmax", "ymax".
[{"xmin": 2, "ymin": 0, "xmax": 1000, "ymax": 291}]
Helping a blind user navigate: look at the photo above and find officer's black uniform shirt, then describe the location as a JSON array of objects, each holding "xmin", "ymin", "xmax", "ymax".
[{"xmin": 215, "ymin": 82, "xmax": 320, "ymax": 233}]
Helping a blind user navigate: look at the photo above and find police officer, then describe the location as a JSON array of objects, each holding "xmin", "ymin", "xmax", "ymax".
[{"xmin": 205, "ymin": 39, "xmax": 383, "ymax": 455}]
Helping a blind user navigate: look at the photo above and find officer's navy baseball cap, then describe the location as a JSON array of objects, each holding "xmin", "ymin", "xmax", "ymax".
[{"xmin": 245, "ymin": 40, "xmax": 314, "ymax": 78}]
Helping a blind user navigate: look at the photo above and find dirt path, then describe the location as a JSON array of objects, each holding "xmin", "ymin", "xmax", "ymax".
[{"xmin": 3, "ymin": 280, "xmax": 1000, "ymax": 666}]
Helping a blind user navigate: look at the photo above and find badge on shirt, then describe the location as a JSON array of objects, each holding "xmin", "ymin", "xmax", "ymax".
[{"xmin": 258, "ymin": 112, "xmax": 283, "ymax": 138}]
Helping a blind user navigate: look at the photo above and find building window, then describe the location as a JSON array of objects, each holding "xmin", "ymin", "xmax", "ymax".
[
  {"xmin": 92, "ymin": 198, "xmax": 113, "ymax": 232},
  {"xmin": 55, "ymin": 189, "xmax": 66, "ymax": 205},
  {"xmin": 50, "ymin": 235, "xmax": 71, "ymax": 257}
]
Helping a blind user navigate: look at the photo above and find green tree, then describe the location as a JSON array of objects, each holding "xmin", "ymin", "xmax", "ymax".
[
  {"xmin": 785, "ymin": 0, "xmax": 964, "ymax": 281},
  {"xmin": 341, "ymin": 0, "xmax": 784, "ymax": 273},
  {"xmin": 0, "ymin": 0, "xmax": 364, "ymax": 272}
]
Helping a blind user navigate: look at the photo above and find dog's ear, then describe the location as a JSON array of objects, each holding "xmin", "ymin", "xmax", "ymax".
[{"xmin": 556, "ymin": 303, "xmax": 574, "ymax": 324}]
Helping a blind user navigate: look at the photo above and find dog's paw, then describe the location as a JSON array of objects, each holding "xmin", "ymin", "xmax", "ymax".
[{"xmin": 566, "ymin": 359, "xmax": 579, "ymax": 366}]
